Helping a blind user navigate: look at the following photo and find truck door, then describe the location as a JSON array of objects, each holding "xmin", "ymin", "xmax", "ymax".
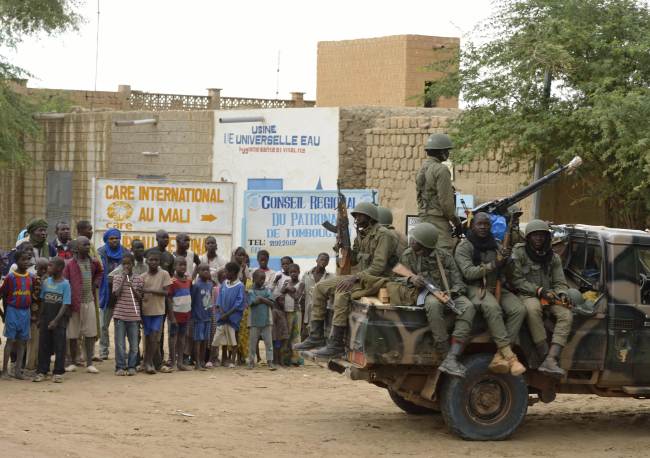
[
  {"xmin": 605, "ymin": 243, "xmax": 650, "ymax": 384},
  {"xmin": 562, "ymin": 236, "xmax": 607, "ymax": 372}
]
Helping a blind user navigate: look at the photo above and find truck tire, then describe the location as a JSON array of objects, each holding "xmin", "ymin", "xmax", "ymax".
[
  {"xmin": 388, "ymin": 389, "xmax": 439, "ymax": 415},
  {"xmin": 439, "ymin": 353, "xmax": 528, "ymax": 441}
]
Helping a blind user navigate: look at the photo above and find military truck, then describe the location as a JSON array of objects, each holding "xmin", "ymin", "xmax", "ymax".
[{"xmin": 326, "ymin": 224, "xmax": 650, "ymax": 440}]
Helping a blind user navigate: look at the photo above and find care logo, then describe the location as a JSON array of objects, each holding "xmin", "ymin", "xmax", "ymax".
[{"xmin": 107, "ymin": 201, "xmax": 134, "ymax": 222}]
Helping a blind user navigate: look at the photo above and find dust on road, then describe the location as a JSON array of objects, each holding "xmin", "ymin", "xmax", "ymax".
[{"xmin": 1, "ymin": 360, "xmax": 650, "ymax": 457}]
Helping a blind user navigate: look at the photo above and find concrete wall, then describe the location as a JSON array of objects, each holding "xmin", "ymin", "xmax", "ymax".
[
  {"xmin": 109, "ymin": 111, "xmax": 214, "ymax": 179},
  {"xmin": 317, "ymin": 35, "xmax": 459, "ymax": 108}
]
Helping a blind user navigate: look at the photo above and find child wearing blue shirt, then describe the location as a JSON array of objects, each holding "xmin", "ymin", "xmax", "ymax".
[
  {"xmin": 34, "ymin": 257, "xmax": 71, "ymax": 383},
  {"xmin": 191, "ymin": 263, "xmax": 214, "ymax": 370},
  {"xmin": 213, "ymin": 262, "xmax": 245, "ymax": 368}
]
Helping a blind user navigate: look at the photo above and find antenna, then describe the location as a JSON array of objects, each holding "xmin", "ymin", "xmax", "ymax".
[
  {"xmin": 92, "ymin": 0, "xmax": 100, "ymax": 108},
  {"xmin": 275, "ymin": 50, "xmax": 280, "ymax": 99}
]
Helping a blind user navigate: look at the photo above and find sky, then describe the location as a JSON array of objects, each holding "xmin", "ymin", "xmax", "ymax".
[{"xmin": 8, "ymin": 0, "xmax": 495, "ymax": 101}]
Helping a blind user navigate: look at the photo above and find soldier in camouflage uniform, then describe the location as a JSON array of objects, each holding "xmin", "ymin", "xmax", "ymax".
[
  {"xmin": 416, "ymin": 133, "xmax": 461, "ymax": 252},
  {"xmin": 454, "ymin": 212, "xmax": 526, "ymax": 376},
  {"xmin": 389, "ymin": 222, "xmax": 475, "ymax": 377},
  {"xmin": 377, "ymin": 206, "xmax": 408, "ymax": 257},
  {"xmin": 512, "ymin": 219, "xmax": 573, "ymax": 378},
  {"xmin": 295, "ymin": 202, "xmax": 397, "ymax": 358}
]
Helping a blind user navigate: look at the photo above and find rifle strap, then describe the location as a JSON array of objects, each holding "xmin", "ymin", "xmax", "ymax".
[{"xmin": 435, "ymin": 252, "xmax": 451, "ymax": 294}]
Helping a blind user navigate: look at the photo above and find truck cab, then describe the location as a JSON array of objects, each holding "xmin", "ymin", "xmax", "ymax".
[{"xmin": 326, "ymin": 224, "xmax": 650, "ymax": 440}]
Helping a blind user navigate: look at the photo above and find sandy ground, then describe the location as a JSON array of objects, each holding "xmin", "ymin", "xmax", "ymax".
[{"xmin": 1, "ymin": 352, "xmax": 650, "ymax": 458}]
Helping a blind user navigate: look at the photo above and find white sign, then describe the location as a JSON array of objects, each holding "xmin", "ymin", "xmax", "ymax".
[
  {"xmin": 243, "ymin": 189, "xmax": 378, "ymax": 260},
  {"xmin": 215, "ymin": 108, "xmax": 338, "ymax": 157},
  {"xmin": 93, "ymin": 179, "xmax": 235, "ymax": 234},
  {"xmin": 213, "ymin": 108, "xmax": 340, "ymax": 246}
]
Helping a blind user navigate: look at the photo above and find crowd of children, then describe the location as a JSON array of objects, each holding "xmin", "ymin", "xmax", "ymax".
[{"xmin": 0, "ymin": 218, "xmax": 333, "ymax": 383}]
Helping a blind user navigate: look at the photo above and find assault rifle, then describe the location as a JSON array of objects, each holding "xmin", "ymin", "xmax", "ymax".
[
  {"xmin": 453, "ymin": 156, "xmax": 583, "ymax": 237},
  {"xmin": 392, "ymin": 263, "xmax": 464, "ymax": 315},
  {"xmin": 322, "ymin": 181, "xmax": 352, "ymax": 275}
]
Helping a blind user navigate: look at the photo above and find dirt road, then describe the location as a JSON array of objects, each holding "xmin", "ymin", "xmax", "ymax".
[{"xmin": 2, "ymin": 359, "xmax": 650, "ymax": 457}]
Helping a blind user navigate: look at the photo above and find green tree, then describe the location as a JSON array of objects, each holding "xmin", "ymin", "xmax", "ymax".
[
  {"xmin": 0, "ymin": 0, "xmax": 82, "ymax": 165},
  {"xmin": 426, "ymin": 0, "xmax": 650, "ymax": 228}
]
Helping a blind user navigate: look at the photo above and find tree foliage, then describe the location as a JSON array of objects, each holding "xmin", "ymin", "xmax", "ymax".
[
  {"xmin": 0, "ymin": 0, "xmax": 81, "ymax": 165},
  {"xmin": 426, "ymin": 0, "xmax": 650, "ymax": 228}
]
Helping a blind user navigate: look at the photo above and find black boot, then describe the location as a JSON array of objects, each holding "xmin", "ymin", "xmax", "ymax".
[
  {"xmin": 294, "ymin": 320, "xmax": 326, "ymax": 351},
  {"xmin": 538, "ymin": 343, "xmax": 565, "ymax": 378},
  {"xmin": 439, "ymin": 340, "xmax": 467, "ymax": 378},
  {"xmin": 535, "ymin": 341, "xmax": 549, "ymax": 362},
  {"xmin": 312, "ymin": 326, "xmax": 346, "ymax": 360}
]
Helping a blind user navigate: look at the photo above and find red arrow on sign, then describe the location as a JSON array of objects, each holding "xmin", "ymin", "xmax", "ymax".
[{"xmin": 200, "ymin": 214, "xmax": 217, "ymax": 222}]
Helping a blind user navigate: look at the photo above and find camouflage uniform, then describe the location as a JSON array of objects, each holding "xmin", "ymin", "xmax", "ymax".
[
  {"xmin": 454, "ymin": 238, "xmax": 526, "ymax": 348},
  {"xmin": 391, "ymin": 247, "xmax": 475, "ymax": 353},
  {"xmin": 311, "ymin": 222, "xmax": 397, "ymax": 327},
  {"xmin": 416, "ymin": 157, "xmax": 456, "ymax": 252},
  {"xmin": 386, "ymin": 225, "xmax": 408, "ymax": 258},
  {"xmin": 511, "ymin": 243, "xmax": 572, "ymax": 346}
]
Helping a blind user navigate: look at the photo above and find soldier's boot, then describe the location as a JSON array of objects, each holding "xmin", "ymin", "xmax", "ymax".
[
  {"xmin": 535, "ymin": 341, "xmax": 549, "ymax": 362},
  {"xmin": 312, "ymin": 326, "xmax": 346, "ymax": 360},
  {"xmin": 499, "ymin": 345, "xmax": 526, "ymax": 376},
  {"xmin": 538, "ymin": 343, "xmax": 565, "ymax": 378},
  {"xmin": 488, "ymin": 349, "xmax": 510, "ymax": 374},
  {"xmin": 294, "ymin": 320, "xmax": 326, "ymax": 351},
  {"xmin": 439, "ymin": 339, "xmax": 467, "ymax": 378}
]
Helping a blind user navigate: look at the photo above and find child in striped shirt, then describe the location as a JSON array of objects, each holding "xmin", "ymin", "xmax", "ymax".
[
  {"xmin": 112, "ymin": 253, "xmax": 144, "ymax": 376},
  {"xmin": 168, "ymin": 257, "xmax": 192, "ymax": 371}
]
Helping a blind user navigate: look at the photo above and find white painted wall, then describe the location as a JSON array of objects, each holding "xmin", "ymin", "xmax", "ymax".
[{"xmin": 212, "ymin": 107, "xmax": 340, "ymax": 251}]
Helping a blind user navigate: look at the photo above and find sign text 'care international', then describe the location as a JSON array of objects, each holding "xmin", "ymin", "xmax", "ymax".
[{"xmin": 94, "ymin": 179, "xmax": 235, "ymax": 234}]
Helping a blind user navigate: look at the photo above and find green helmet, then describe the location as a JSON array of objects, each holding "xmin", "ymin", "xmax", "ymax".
[
  {"xmin": 424, "ymin": 133, "xmax": 453, "ymax": 151},
  {"xmin": 566, "ymin": 288, "xmax": 584, "ymax": 306},
  {"xmin": 525, "ymin": 219, "xmax": 550, "ymax": 237},
  {"xmin": 566, "ymin": 288, "xmax": 596, "ymax": 316},
  {"xmin": 377, "ymin": 206, "xmax": 393, "ymax": 226},
  {"xmin": 410, "ymin": 222, "xmax": 438, "ymax": 249},
  {"xmin": 351, "ymin": 202, "xmax": 379, "ymax": 222}
]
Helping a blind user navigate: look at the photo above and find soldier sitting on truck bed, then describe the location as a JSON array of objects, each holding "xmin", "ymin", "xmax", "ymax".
[
  {"xmin": 377, "ymin": 206, "xmax": 408, "ymax": 257},
  {"xmin": 454, "ymin": 212, "xmax": 526, "ymax": 376},
  {"xmin": 388, "ymin": 222, "xmax": 475, "ymax": 377},
  {"xmin": 295, "ymin": 202, "xmax": 398, "ymax": 359},
  {"xmin": 511, "ymin": 219, "xmax": 573, "ymax": 378}
]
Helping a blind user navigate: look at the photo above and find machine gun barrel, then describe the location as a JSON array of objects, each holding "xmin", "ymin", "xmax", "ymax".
[{"xmin": 470, "ymin": 156, "xmax": 582, "ymax": 217}]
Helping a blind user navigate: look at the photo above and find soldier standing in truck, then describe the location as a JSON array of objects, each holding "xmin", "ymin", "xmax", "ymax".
[
  {"xmin": 416, "ymin": 133, "xmax": 462, "ymax": 252},
  {"xmin": 511, "ymin": 219, "xmax": 573, "ymax": 378},
  {"xmin": 389, "ymin": 222, "xmax": 475, "ymax": 377},
  {"xmin": 295, "ymin": 202, "xmax": 397, "ymax": 358},
  {"xmin": 454, "ymin": 212, "xmax": 526, "ymax": 376}
]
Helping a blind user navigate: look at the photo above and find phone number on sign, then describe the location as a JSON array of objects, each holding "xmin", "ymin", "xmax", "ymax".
[{"xmin": 269, "ymin": 239, "xmax": 298, "ymax": 247}]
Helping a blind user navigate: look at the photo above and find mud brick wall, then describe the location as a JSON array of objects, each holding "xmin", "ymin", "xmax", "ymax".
[
  {"xmin": 364, "ymin": 115, "xmax": 537, "ymax": 232},
  {"xmin": 0, "ymin": 111, "xmax": 214, "ymax": 250},
  {"xmin": 0, "ymin": 113, "xmax": 112, "ymax": 249},
  {"xmin": 338, "ymin": 106, "xmax": 459, "ymax": 190}
]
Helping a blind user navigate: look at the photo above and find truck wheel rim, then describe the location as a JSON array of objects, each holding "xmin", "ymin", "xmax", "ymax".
[{"xmin": 466, "ymin": 377, "xmax": 510, "ymax": 424}]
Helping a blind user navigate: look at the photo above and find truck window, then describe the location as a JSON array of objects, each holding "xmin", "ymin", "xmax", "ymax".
[{"xmin": 568, "ymin": 240, "xmax": 602, "ymax": 289}]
